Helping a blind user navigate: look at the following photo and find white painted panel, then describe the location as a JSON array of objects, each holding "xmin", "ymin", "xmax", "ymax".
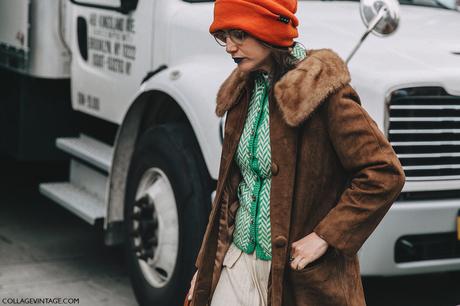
[
  {"xmin": 70, "ymin": 0, "xmax": 154, "ymax": 123},
  {"xmin": 0, "ymin": 0, "xmax": 30, "ymax": 50}
]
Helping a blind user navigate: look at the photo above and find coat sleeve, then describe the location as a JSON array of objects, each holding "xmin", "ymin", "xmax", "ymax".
[{"xmin": 313, "ymin": 85, "xmax": 406, "ymax": 257}]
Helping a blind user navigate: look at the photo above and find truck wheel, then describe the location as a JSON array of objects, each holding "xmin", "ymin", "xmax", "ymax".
[{"xmin": 124, "ymin": 123, "xmax": 211, "ymax": 306}]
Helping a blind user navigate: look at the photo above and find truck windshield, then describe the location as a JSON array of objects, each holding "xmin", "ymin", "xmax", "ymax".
[{"xmin": 184, "ymin": 0, "xmax": 458, "ymax": 10}]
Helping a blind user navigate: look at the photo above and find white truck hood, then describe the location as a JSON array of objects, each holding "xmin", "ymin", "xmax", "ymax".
[{"xmin": 296, "ymin": 1, "xmax": 460, "ymax": 96}]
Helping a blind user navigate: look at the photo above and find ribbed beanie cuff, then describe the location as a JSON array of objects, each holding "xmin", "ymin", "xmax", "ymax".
[{"xmin": 209, "ymin": 0, "xmax": 299, "ymax": 47}]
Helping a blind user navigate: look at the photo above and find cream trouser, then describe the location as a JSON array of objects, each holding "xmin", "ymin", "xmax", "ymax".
[{"xmin": 210, "ymin": 242, "xmax": 272, "ymax": 306}]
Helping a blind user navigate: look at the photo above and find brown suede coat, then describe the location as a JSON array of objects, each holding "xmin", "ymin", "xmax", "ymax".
[{"xmin": 190, "ymin": 48, "xmax": 406, "ymax": 306}]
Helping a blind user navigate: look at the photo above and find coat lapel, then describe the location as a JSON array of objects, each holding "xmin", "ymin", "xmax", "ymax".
[{"xmin": 217, "ymin": 82, "xmax": 251, "ymax": 190}]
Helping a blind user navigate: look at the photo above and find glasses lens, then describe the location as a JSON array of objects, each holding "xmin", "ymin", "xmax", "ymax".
[
  {"xmin": 212, "ymin": 31, "xmax": 227, "ymax": 46},
  {"xmin": 229, "ymin": 30, "xmax": 246, "ymax": 44}
]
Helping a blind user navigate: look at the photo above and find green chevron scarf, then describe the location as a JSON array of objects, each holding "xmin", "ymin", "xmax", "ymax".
[{"xmin": 232, "ymin": 42, "xmax": 307, "ymax": 260}]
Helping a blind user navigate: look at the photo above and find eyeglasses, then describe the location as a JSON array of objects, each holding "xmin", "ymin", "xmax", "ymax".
[{"xmin": 211, "ymin": 29, "xmax": 248, "ymax": 47}]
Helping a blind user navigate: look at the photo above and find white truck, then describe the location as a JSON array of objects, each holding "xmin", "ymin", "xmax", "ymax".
[{"xmin": 1, "ymin": 0, "xmax": 460, "ymax": 305}]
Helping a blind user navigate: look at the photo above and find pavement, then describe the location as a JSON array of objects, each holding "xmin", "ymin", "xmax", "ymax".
[{"xmin": 0, "ymin": 159, "xmax": 137, "ymax": 306}]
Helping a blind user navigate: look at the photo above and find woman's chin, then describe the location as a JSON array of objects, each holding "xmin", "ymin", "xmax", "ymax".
[{"xmin": 236, "ymin": 61, "xmax": 253, "ymax": 73}]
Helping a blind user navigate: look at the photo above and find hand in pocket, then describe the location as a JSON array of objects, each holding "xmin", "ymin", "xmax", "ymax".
[{"xmin": 289, "ymin": 231, "xmax": 329, "ymax": 271}]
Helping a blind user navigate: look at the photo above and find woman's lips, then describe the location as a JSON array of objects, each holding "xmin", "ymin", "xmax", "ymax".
[{"xmin": 233, "ymin": 57, "xmax": 245, "ymax": 64}]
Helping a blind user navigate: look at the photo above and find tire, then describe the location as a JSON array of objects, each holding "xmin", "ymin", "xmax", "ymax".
[{"xmin": 124, "ymin": 122, "xmax": 211, "ymax": 306}]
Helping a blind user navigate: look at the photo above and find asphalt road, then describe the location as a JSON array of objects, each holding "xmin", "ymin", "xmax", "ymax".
[
  {"xmin": 0, "ymin": 159, "xmax": 459, "ymax": 306},
  {"xmin": 0, "ymin": 159, "xmax": 137, "ymax": 306}
]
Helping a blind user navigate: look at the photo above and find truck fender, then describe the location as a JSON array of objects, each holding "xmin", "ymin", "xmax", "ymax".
[{"xmin": 104, "ymin": 59, "xmax": 234, "ymax": 244}]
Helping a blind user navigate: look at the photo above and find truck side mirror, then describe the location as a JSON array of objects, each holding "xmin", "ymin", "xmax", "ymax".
[
  {"xmin": 346, "ymin": 0, "xmax": 400, "ymax": 63},
  {"xmin": 360, "ymin": 0, "xmax": 400, "ymax": 37}
]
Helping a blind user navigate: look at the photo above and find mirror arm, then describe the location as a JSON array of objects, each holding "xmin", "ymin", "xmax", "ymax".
[{"xmin": 346, "ymin": 6, "xmax": 387, "ymax": 64}]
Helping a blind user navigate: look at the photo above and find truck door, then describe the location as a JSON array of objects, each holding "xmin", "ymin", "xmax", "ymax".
[{"xmin": 68, "ymin": 0, "xmax": 154, "ymax": 123}]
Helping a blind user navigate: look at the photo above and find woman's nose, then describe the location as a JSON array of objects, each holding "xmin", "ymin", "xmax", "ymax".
[{"xmin": 225, "ymin": 37, "xmax": 237, "ymax": 53}]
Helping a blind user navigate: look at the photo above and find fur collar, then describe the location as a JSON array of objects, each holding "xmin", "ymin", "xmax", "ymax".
[{"xmin": 215, "ymin": 48, "xmax": 351, "ymax": 127}]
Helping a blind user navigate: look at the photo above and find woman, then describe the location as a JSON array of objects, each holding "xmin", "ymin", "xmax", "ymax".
[{"xmin": 188, "ymin": 0, "xmax": 406, "ymax": 305}]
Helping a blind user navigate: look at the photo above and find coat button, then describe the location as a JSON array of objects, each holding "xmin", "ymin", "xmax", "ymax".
[
  {"xmin": 273, "ymin": 235, "xmax": 287, "ymax": 248},
  {"xmin": 271, "ymin": 162, "xmax": 279, "ymax": 176}
]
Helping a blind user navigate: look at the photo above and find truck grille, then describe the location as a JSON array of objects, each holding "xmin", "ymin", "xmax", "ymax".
[{"xmin": 388, "ymin": 87, "xmax": 460, "ymax": 181}]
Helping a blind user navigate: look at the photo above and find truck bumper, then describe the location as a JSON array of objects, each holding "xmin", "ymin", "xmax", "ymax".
[{"xmin": 358, "ymin": 197, "xmax": 460, "ymax": 276}]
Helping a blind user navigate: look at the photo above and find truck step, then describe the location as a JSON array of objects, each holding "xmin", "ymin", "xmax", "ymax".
[
  {"xmin": 39, "ymin": 182, "xmax": 105, "ymax": 225},
  {"xmin": 56, "ymin": 134, "xmax": 113, "ymax": 172},
  {"xmin": 70, "ymin": 159, "xmax": 108, "ymax": 201}
]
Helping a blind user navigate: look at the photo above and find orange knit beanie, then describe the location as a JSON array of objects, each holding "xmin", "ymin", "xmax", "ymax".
[{"xmin": 209, "ymin": 0, "xmax": 299, "ymax": 47}]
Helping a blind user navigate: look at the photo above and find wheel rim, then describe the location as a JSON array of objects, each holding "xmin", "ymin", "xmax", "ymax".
[{"xmin": 130, "ymin": 167, "xmax": 179, "ymax": 288}]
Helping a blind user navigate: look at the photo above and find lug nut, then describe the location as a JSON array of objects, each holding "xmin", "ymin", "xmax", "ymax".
[
  {"xmin": 146, "ymin": 236, "xmax": 158, "ymax": 247},
  {"xmin": 139, "ymin": 249, "xmax": 154, "ymax": 260},
  {"xmin": 132, "ymin": 244, "xmax": 143, "ymax": 252},
  {"xmin": 132, "ymin": 210, "xmax": 142, "ymax": 219}
]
